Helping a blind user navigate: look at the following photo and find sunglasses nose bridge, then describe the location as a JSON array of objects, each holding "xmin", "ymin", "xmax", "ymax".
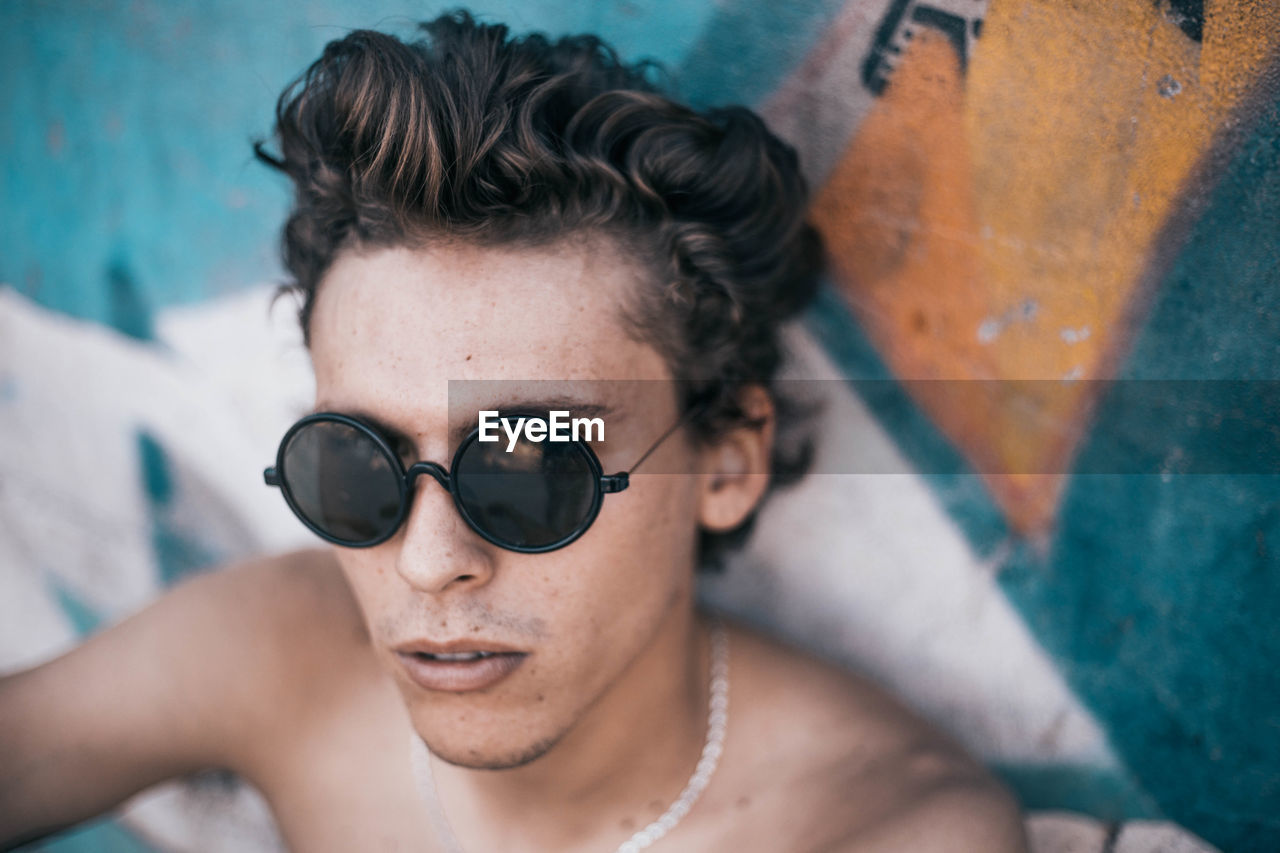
[{"xmin": 406, "ymin": 461, "xmax": 452, "ymax": 493}]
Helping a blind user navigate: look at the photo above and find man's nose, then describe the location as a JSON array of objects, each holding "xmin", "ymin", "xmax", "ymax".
[{"xmin": 393, "ymin": 469, "xmax": 496, "ymax": 594}]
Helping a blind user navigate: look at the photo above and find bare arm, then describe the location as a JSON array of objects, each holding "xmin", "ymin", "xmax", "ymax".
[{"xmin": 0, "ymin": 549, "xmax": 350, "ymax": 848}]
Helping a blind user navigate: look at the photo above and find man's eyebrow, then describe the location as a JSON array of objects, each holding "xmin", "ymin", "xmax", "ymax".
[
  {"xmin": 455, "ymin": 399, "xmax": 614, "ymax": 433},
  {"xmin": 477, "ymin": 399, "xmax": 614, "ymax": 417},
  {"xmin": 453, "ymin": 399, "xmax": 615, "ymax": 442},
  {"xmin": 309, "ymin": 404, "xmax": 414, "ymax": 448},
  {"xmin": 309, "ymin": 400, "xmax": 617, "ymax": 452}
]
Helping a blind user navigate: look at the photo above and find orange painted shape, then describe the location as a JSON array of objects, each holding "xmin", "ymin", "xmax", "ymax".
[
  {"xmin": 811, "ymin": 0, "xmax": 1280, "ymax": 537},
  {"xmin": 812, "ymin": 28, "xmax": 1067, "ymax": 534}
]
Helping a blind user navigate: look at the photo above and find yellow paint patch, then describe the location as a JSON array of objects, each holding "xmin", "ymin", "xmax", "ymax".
[{"xmin": 811, "ymin": 28, "xmax": 1066, "ymax": 533}]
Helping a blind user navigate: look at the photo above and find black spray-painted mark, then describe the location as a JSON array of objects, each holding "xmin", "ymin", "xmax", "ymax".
[
  {"xmin": 862, "ymin": 0, "xmax": 984, "ymax": 96},
  {"xmin": 1157, "ymin": 0, "xmax": 1204, "ymax": 43}
]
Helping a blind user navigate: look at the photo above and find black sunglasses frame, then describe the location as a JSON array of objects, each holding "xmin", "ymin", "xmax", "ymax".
[{"xmin": 264, "ymin": 404, "xmax": 697, "ymax": 554}]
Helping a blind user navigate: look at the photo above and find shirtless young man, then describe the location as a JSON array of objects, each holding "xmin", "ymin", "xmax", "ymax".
[{"xmin": 0, "ymin": 13, "xmax": 1027, "ymax": 852}]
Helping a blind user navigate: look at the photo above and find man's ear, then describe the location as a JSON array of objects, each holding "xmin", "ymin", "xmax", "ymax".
[{"xmin": 697, "ymin": 385, "xmax": 775, "ymax": 532}]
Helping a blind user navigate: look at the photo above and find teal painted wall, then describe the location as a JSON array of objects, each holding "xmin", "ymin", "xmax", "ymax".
[{"xmin": 1, "ymin": 0, "xmax": 724, "ymax": 332}]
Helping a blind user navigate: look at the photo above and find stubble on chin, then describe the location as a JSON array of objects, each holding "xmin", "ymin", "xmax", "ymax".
[{"xmin": 424, "ymin": 730, "xmax": 564, "ymax": 771}]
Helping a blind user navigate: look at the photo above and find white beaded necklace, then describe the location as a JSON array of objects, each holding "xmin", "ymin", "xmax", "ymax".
[{"xmin": 409, "ymin": 621, "xmax": 730, "ymax": 853}]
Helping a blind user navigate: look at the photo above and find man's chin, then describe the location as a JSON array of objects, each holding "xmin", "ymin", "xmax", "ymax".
[{"xmin": 423, "ymin": 732, "xmax": 562, "ymax": 771}]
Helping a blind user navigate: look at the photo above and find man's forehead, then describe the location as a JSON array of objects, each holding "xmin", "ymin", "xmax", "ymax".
[
  {"xmin": 309, "ymin": 239, "xmax": 668, "ymax": 380},
  {"xmin": 316, "ymin": 383, "xmax": 626, "ymax": 418},
  {"xmin": 307, "ymin": 239, "xmax": 676, "ymax": 441}
]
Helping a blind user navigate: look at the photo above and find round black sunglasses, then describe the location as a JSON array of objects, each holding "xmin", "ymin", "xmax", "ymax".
[{"xmin": 264, "ymin": 405, "xmax": 699, "ymax": 553}]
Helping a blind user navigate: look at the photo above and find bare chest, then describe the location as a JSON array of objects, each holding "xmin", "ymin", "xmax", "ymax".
[
  {"xmin": 253, "ymin": 673, "xmax": 856, "ymax": 853},
  {"xmin": 259, "ymin": 724, "xmax": 848, "ymax": 853},
  {"xmin": 252, "ymin": 674, "xmax": 438, "ymax": 852}
]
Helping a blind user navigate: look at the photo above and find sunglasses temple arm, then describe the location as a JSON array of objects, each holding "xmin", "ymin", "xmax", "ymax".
[
  {"xmin": 613, "ymin": 399, "xmax": 709, "ymax": 480},
  {"xmin": 264, "ymin": 467, "xmax": 281, "ymax": 487}
]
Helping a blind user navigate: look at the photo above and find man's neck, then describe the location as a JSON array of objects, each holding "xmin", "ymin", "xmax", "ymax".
[{"xmin": 426, "ymin": 603, "xmax": 712, "ymax": 852}]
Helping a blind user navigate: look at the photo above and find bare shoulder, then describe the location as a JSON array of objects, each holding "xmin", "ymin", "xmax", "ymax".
[
  {"xmin": 136, "ymin": 547, "xmax": 378, "ymax": 775},
  {"xmin": 0, "ymin": 548, "xmax": 375, "ymax": 845},
  {"xmin": 195, "ymin": 546, "xmax": 377, "ymax": 716},
  {"xmin": 164, "ymin": 547, "xmax": 368, "ymax": 675},
  {"xmin": 720, "ymin": 620, "xmax": 1028, "ymax": 852},
  {"xmin": 201, "ymin": 547, "xmax": 382, "ymax": 761},
  {"xmin": 207, "ymin": 546, "xmax": 368, "ymax": 658}
]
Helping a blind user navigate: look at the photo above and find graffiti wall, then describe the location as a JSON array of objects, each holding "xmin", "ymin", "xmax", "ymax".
[
  {"xmin": 756, "ymin": 1, "xmax": 1280, "ymax": 847},
  {"xmin": 2, "ymin": 1, "xmax": 1276, "ymax": 851}
]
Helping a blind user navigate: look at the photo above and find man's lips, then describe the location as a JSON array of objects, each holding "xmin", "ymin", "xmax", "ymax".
[
  {"xmin": 392, "ymin": 638, "xmax": 528, "ymax": 693},
  {"xmin": 393, "ymin": 637, "xmax": 526, "ymax": 656}
]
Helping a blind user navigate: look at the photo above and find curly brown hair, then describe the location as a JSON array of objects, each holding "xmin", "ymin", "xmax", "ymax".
[{"xmin": 252, "ymin": 10, "xmax": 823, "ymax": 570}]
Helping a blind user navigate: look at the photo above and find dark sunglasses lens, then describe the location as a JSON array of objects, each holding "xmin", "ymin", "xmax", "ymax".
[
  {"xmin": 454, "ymin": 437, "xmax": 598, "ymax": 549},
  {"xmin": 281, "ymin": 420, "xmax": 403, "ymax": 544}
]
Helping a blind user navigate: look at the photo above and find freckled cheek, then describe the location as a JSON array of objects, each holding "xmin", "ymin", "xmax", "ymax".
[{"xmin": 571, "ymin": 477, "xmax": 699, "ymax": 627}]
